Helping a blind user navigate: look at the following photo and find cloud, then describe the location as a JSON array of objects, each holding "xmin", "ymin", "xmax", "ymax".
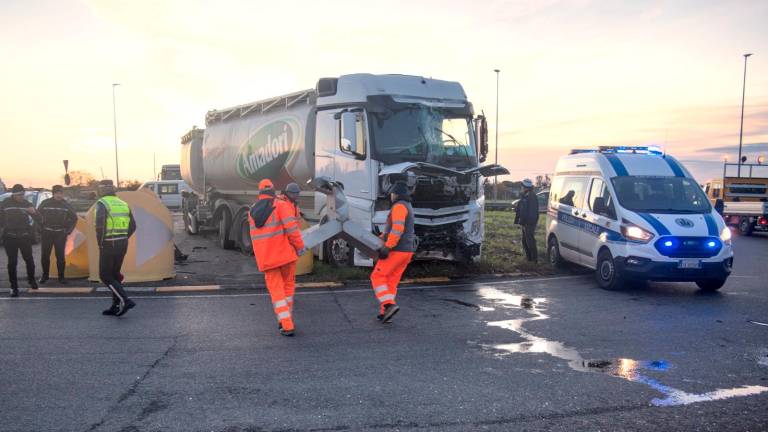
[{"xmin": 698, "ymin": 143, "xmax": 768, "ymax": 154}]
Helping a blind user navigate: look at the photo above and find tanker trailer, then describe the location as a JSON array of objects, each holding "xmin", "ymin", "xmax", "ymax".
[{"xmin": 180, "ymin": 73, "xmax": 508, "ymax": 266}]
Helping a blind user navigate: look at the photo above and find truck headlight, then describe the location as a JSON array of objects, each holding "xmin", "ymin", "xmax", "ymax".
[
  {"xmin": 621, "ymin": 224, "xmax": 654, "ymax": 243},
  {"xmin": 720, "ymin": 226, "xmax": 732, "ymax": 244}
]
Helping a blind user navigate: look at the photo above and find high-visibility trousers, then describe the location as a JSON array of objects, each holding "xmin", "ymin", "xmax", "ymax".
[
  {"xmin": 370, "ymin": 251, "xmax": 413, "ymax": 314},
  {"xmin": 264, "ymin": 261, "xmax": 297, "ymax": 331}
]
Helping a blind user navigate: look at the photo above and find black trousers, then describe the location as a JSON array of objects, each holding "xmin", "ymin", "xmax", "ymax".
[
  {"xmin": 41, "ymin": 230, "xmax": 67, "ymax": 279},
  {"xmin": 4, "ymin": 235, "xmax": 35, "ymax": 287},
  {"xmin": 99, "ymin": 241, "xmax": 130, "ymax": 305},
  {"xmin": 521, "ymin": 224, "xmax": 538, "ymax": 262}
]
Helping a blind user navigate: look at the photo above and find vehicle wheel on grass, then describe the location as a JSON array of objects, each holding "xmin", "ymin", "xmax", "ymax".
[
  {"xmin": 595, "ymin": 249, "xmax": 624, "ymax": 290},
  {"xmin": 547, "ymin": 236, "xmax": 563, "ymax": 268},
  {"xmin": 696, "ymin": 278, "xmax": 726, "ymax": 292},
  {"xmin": 217, "ymin": 210, "xmax": 235, "ymax": 250},
  {"xmin": 739, "ymin": 217, "xmax": 753, "ymax": 236}
]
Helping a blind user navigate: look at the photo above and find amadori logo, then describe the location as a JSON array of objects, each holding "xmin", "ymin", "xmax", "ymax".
[{"xmin": 236, "ymin": 118, "xmax": 299, "ymax": 181}]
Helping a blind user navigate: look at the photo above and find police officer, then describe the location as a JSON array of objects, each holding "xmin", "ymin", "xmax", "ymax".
[
  {"xmin": 0, "ymin": 184, "xmax": 40, "ymax": 297},
  {"xmin": 38, "ymin": 185, "xmax": 77, "ymax": 284},
  {"xmin": 514, "ymin": 178, "xmax": 539, "ymax": 262},
  {"xmin": 370, "ymin": 181, "xmax": 416, "ymax": 323},
  {"xmin": 94, "ymin": 181, "xmax": 136, "ymax": 316}
]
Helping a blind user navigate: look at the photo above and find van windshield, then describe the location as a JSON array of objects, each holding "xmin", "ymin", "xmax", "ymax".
[{"xmin": 612, "ymin": 176, "xmax": 711, "ymax": 214}]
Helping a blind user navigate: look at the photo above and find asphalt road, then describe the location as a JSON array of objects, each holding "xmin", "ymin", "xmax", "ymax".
[{"xmin": 1, "ymin": 234, "xmax": 767, "ymax": 431}]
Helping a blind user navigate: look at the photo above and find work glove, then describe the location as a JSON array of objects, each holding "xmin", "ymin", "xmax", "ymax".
[{"xmin": 378, "ymin": 247, "xmax": 390, "ymax": 259}]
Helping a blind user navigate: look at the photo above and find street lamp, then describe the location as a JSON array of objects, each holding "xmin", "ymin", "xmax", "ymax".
[
  {"xmin": 737, "ymin": 53, "xmax": 752, "ymax": 177},
  {"xmin": 493, "ymin": 68, "xmax": 500, "ymax": 201},
  {"xmin": 112, "ymin": 83, "xmax": 121, "ymax": 188}
]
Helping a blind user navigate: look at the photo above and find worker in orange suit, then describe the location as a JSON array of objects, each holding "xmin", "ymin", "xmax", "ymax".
[
  {"xmin": 248, "ymin": 179, "xmax": 306, "ymax": 336},
  {"xmin": 276, "ymin": 182, "xmax": 302, "ymax": 313},
  {"xmin": 371, "ymin": 181, "xmax": 416, "ymax": 323}
]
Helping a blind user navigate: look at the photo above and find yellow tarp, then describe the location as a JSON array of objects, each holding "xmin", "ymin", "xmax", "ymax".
[
  {"xmin": 48, "ymin": 216, "xmax": 90, "ymax": 279},
  {"xmin": 87, "ymin": 189, "xmax": 175, "ymax": 283}
]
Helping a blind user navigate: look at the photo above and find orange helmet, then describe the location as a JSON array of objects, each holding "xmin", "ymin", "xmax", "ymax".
[{"xmin": 258, "ymin": 179, "xmax": 274, "ymax": 191}]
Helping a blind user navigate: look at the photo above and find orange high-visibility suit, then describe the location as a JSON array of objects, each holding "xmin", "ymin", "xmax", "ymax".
[
  {"xmin": 249, "ymin": 183, "xmax": 305, "ymax": 333},
  {"xmin": 371, "ymin": 199, "xmax": 415, "ymax": 315}
]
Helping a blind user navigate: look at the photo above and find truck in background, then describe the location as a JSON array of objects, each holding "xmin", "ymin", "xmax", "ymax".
[
  {"xmin": 160, "ymin": 164, "xmax": 182, "ymax": 181},
  {"xmin": 704, "ymin": 161, "xmax": 768, "ymax": 235},
  {"xmin": 180, "ymin": 73, "xmax": 507, "ymax": 266}
]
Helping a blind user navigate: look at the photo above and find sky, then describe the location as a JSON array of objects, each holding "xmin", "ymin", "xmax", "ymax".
[{"xmin": 1, "ymin": 0, "xmax": 767, "ymax": 188}]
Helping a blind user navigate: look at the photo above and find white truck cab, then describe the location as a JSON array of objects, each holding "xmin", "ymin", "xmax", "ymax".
[{"xmin": 546, "ymin": 146, "xmax": 733, "ymax": 291}]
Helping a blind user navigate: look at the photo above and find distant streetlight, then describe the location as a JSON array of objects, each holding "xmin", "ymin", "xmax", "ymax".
[
  {"xmin": 112, "ymin": 83, "xmax": 121, "ymax": 188},
  {"xmin": 737, "ymin": 53, "xmax": 752, "ymax": 177},
  {"xmin": 493, "ymin": 68, "xmax": 500, "ymax": 200}
]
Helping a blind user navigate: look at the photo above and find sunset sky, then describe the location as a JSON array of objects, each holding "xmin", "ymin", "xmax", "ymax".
[{"xmin": 1, "ymin": 0, "xmax": 767, "ymax": 188}]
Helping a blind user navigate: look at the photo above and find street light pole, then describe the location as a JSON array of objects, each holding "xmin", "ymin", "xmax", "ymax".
[
  {"xmin": 737, "ymin": 53, "xmax": 752, "ymax": 177},
  {"xmin": 112, "ymin": 83, "xmax": 121, "ymax": 188},
  {"xmin": 494, "ymin": 69, "xmax": 500, "ymax": 201}
]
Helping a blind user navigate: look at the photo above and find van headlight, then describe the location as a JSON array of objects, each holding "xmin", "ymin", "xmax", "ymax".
[
  {"xmin": 621, "ymin": 224, "xmax": 654, "ymax": 243},
  {"xmin": 720, "ymin": 226, "xmax": 732, "ymax": 244}
]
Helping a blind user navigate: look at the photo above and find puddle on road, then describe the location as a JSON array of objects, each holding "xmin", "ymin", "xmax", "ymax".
[{"xmin": 477, "ymin": 286, "xmax": 768, "ymax": 407}]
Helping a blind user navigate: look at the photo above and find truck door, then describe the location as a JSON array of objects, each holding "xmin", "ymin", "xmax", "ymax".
[{"xmin": 334, "ymin": 110, "xmax": 374, "ymax": 205}]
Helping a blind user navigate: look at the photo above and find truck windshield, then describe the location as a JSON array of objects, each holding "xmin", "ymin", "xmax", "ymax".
[
  {"xmin": 369, "ymin": 105, "xmax": 476, "ymax": 168},
  {"xmin": 612, "ymin": 176, "xmax": 712, "ymax": 214}
]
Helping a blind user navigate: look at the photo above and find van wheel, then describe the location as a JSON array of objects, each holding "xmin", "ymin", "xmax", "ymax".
[
  {"xmin": 739, "ymin": 217, "xmax": 753, "ymax": 236},
  {"xmin": 547, "ymin": 236, "xmax": 563, "ymax": 268},
  {"xmin": 696, "ymin": 278, "xmax": 726, "ymax": 292},
  {"xmin": 217, "ymin": 210, "xmax": 235, "ymax": 250},
  {"xmin": 595, "ymin": 249, "xmax": 624, "ymax": 290}
]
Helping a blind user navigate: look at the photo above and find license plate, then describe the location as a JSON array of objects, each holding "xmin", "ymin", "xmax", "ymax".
[{"xmin": 678, "ymin": 259, "xmax": 701, "ymax": 269}]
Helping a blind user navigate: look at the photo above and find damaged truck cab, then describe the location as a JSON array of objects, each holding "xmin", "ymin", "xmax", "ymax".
[{"xmin": 181, "ymin": 73, "xmax": 507, "ymax": 266}]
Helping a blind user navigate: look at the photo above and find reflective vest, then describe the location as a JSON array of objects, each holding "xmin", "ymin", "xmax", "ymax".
[
  {"xmin": 248, "ymin": 194, "xmax": 305, "ymax": 271},
  {"xmin": 383, "ymin": 200, "xmax": 416, "ymax": 252},
  {"xmin": 98, "ymin": 196, "xmax": 131, "ymax": 239}
]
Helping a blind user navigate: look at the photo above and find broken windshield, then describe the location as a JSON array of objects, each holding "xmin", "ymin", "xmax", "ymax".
[{"xmin": 369, "ymin": 105, "xmax": 476, "ymax": 168}]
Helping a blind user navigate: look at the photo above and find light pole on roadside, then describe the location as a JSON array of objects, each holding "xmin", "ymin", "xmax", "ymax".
[
  {"xmin": 493, "ymin": 68, "xmax": 500, "ymax": 201},
  {"xmin": 112, "ymin": 83, "xmax": 121, "ymax": 188},
  {"xmin": 737, "ymin": 53, "xmax": 752, "ymax": 177}
]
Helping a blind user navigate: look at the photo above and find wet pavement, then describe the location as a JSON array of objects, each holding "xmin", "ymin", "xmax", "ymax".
[{"xmin": 0, "ymin": 234, "xmax": 767, "ymax": 431}]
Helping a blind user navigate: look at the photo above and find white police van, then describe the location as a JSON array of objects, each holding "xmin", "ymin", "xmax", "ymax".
[{"xmin": 546, "ymin": 146, "xmax": 733, "ymax": 291}]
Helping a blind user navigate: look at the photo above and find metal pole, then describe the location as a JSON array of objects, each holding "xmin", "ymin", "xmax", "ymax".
[
  {"xmin": 737, "ymin": 53, "xmax": 752, "ymax": 177},
  {"xmin": 493, "ymin": 69, "xmax": 500, "ymax": 201},
  {"xmin": 112, "ymin": 83, "xmax": 121, "ymax": 188}
]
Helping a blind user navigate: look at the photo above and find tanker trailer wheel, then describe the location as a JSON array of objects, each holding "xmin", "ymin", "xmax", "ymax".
[
  {"xmin": 183, "ymin": 204, "xmax": 198, "ymax": 235},
  {"xmin": 238, "ymin": 214, "xmax": 253, "ymax": 256},
  {"xmin": 739, "ymin": 217, "xmax": 753, "ymax": 236},
  {"xmin": 217, "ymin": 209, "xmax": 235, "ymax": 250}
]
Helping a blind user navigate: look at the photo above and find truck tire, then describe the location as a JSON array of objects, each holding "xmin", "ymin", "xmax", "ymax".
[
  {"xmin": 238, "ymin": 215, "xmax": 253, "ymax": 256},
  {"xmin": 183, "ymin": 211, "xmax": 198, "ymax": 235},
  {"xmin": 696, "ymin": 278, "xmax": 726, "ymax": 292},
  {"xmin": 739, "ymin": 217, "xmax": 753, "ymax": 236},
  {"xmin": 547, "ymin": 236, "xmax": 563, "ymax": 268},
  {"xmin": 595, "ymin": 249, "xmax": 624, "ymax": 291},
  {"xmin": 323, "ymin": 238, "xmax": 354, "ymax": 267},
  {"xmin": 218, "ymin": 210, "xmax": 235, "ymax": 250}
]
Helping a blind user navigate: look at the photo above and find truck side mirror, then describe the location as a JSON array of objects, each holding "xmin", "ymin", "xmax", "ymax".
[
  {"xmin": 340, "ymin": 112, "xmax": 360, "ymax": 156},
  {"xmin": 475, "ymin": 115, "xmax": 488, "ymax": 163},
  {"xmin": 714, "ymin": 198, "xmax": 724, "ymax": 216}
]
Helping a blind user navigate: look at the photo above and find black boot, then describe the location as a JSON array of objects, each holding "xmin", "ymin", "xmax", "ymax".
[
  {"xmin": 58, "ymin": 277, "xmax": 68, "ymax": 285},
  {"xmin": 28, "ymin": 278, "xmax": 38, "ymax": 290},
  {"xmin": 110, "ymin": 283, "xmax": 135, "ymax": 317},
  {"xmin": 381, "ymin": 304, "xmax": 400, "ymax": 323},
  {"xmin": 10, "ymin": 286, "xmax": 19, "ymax": 298},
  {"xmin": 39, "ymin": 275, "xmax": 49, "ymax": 285}
]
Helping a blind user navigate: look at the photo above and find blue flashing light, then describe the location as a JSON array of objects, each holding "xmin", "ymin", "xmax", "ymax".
[
  {"xmin": 706, "ymin": 240, "xmax": 717, "ymax": 248},
  {"xmin": 571, "ymin": 146, "xmax": 665, "ymax": 156},
  {"xmin": 663, "ymin": 240, "xmax": 673, "ymax": 247}
]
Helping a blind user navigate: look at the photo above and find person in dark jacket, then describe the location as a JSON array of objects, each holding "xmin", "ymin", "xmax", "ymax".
[
  {"xmin": 0, "ymin": 184, "xmax": 41, "ymax": 296},
  {"xmin": 38, "ymin": 185, "xmax": 78, "ymax": 284},
  {"xmin": 94, "ymin": 181, "xmax": 137, "ymax": 316},
  {"xmin": 514, "ymin": 178, "xmax": 539, "ymax": 262}
]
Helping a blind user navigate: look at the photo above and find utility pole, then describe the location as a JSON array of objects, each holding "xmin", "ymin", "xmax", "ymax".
[
  {"xmin": 112, "ymin": 83, "xmax": 121, "ymax": 188},
  {"xmin": 737, "ymin": 53, "xmax": 752, "ymax": 177},
  {"xmin": 493, "ymin": 69, "xmax": 500, "ymax": 201}
]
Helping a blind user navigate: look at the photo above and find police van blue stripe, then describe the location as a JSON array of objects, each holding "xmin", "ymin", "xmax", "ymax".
[
  {"xmin": 664, "ymin": 157, "xmax": 686, "ymax": 178},
  {"xmin": 603, "ymin": 154, "xmax": 629, "ymax": 176},
  {"xmin": 703, "ymin": 213, "xmax": 718, "ymax": 236},
  {"xmin": 637, "ymin": 213, "xmax": 670, "ymax": 236}
]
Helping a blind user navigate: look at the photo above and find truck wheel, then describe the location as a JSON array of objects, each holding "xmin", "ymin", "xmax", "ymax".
[
  {"xmin": 547, "ymin": 236, "xmax": 563, "ymax": 268},
  {"xmin": 238, "ymin": 215, "xmax": 253, "ymax": 256},
  {"xmin": 324, "ymin": 238, "xmax": 353, "ymax": 267},
  {"xmin": 696, "ymin": 278, "xmax": 726, "ymax": 292},
  {"xmin": 183, "ymin": 211, "xmax": 198, "ymax": 235},
  {"xmin": 218, "ymin": 210, "xmax": 235, "ymax": 250},
  {"xmin": 739, "ymin": 217, "xmax": 753, "ymax": 236},
  {"xmin": 595, "ymin": 249, "xmax": 624, "ymax": 291}
]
